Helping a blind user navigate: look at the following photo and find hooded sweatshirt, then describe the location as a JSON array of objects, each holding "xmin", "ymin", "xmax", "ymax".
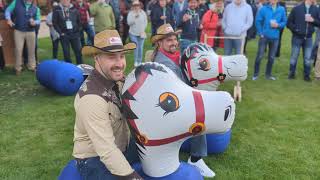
[{"xmin": 222, "ymin": 0, "xmax": 253, "ymax": 36}]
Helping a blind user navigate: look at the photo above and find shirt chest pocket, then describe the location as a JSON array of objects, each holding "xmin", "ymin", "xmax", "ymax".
[{"xmin": 108, "ymin": 104, "xmax": 123, "ymax": 128}]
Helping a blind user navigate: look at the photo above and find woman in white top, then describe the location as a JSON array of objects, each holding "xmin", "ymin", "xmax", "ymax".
[{"xmin": 127, "ymin": 0, "xmax": 148, "ymax": 67}]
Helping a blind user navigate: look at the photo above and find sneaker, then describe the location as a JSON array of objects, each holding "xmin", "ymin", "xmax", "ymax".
[
  {"xmin": 266, "ymin": 76, "xmax": 276, "ymax": 80},
  {"xmin": 134, "ymin": 62, "xmax": 138, "ymax": 67},
  {"xmin": 187, "ymin": 157, "xmax": 216, "ymax": 178},
  {"xmin": 288, "ymin": 74, "xmax": 295, "ymax": 79},
  {"xmin": 304, "ymin": 76, "xmax": 311, "ymax": 82},
  {"xmin": 28, "ymin": 68, "xmax": 36, "ymax": 72},
  {"xmin": 252, "ymin": 76, "xmax": 258, "ymax": 81}
]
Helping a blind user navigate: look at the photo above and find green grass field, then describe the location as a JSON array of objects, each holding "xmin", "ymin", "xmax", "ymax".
[{"xmin": 0, "ymin": 28, "xmax": 320, "ymax": 180}]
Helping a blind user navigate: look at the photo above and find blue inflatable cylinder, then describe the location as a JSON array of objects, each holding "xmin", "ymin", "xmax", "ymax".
[
  {"xmin": 132, "ymin": 162, "xmax": 203, "ymax": 180},
  {"xmin": 36, "ymin": 60, "xmax": 84, "ymax": 96},
  {"xmin": 180, "ymin": 129, "xmax": 232, "ymax": 154},
  {"xmin": 58, "ymin": 160, "xmax": 82, "ymax": 180},
  {"xmin": 58, "ymin": 160, "xmax": 203, "ymax": 180}
]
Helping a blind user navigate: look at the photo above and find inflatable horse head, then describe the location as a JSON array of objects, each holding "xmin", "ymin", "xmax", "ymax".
[
  {"xmin": 122, "ymin": 63, "xmax": 235, "ymax": 177},
  {"xmin": 181, "ymin": 43, "xmax": 248, "ymax": 91}
]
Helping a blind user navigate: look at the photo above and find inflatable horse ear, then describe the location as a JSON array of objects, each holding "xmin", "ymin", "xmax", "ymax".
[
  {"xmin": 181, "ymin": 43, "xmax": 248, "ymax": 91},
  {"xmin": 122, "ymin": 62, "xmax": 235, "ymax": 178}
]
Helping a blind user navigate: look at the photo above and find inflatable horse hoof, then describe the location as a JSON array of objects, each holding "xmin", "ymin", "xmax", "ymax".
[
  {"xmin": 181, "ymin": 129, "xmax": 232, "ymax": 154},
  {"xmin": 58, "ymin": 160, "xmax": 82, "ymax": 180},
  {"xmin": 133, "ymin": 162, "xmax": 203, "ymax": 180}
]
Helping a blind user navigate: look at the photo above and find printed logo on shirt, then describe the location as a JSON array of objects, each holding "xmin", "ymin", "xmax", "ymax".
[{"xmin": 109, "ymin": 37, "xmax": 122, "ymax": 45}]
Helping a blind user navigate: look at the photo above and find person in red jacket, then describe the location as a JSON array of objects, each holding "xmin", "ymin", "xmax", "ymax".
[{"xmin": 200, "ymin": 0, "xmax": 224, "ymax": 50}]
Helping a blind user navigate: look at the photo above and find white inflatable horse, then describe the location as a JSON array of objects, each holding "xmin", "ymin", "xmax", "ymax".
[
  {"xmin": 181, "ymin": 43, "xmax": 248, "ymax": 91},
  {"xmin": 122, "ymin": 63, "xmax": 235, "ymax": 177}
]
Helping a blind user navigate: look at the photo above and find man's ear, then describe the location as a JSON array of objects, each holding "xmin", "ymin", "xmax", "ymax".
[
  {"xmin": 157, "ymin": 41, "xmax": 162, "ymax": 48},
  {"xmin": 94, "ymin": 54, "xmax": 99, "ymax": 62}
]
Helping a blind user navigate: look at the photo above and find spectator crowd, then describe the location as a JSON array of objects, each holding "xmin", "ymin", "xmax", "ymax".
[{"xmin": 0, "ymin": 0, "xmax": 320, "ymax": 81}]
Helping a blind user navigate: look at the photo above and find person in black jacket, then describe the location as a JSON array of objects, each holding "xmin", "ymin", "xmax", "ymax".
[
  {"xmin": 150, "ymin": 0, "xmax": 175, "ymax": 36},
  {"xmin": 178, "ymin": 0, "xmax": 201, "ymax": 54},
  {"xmin": 287, "ymin": 0, "xmax": 320, "ymax": 81},
  {"xmin": 244, "ymin": 0, "xmax": 257, "ymax": 55},
  {"xmin": 53, "ymin": 0, "xmax": 83, "ymax": 64}
]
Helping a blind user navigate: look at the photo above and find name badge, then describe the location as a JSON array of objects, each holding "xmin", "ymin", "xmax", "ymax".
[{"xmin": 66, "ymin": 20, "xmax": 73, "ymax": 30}]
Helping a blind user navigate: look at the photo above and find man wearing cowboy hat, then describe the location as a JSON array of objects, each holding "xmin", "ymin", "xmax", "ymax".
[
  {"xmin": 151, "ymin": 24, "xmax": 215, "ymax": 178},
  {"xmin": 73, "ymin": 30, "xmax": 143, "ymax": 180}
]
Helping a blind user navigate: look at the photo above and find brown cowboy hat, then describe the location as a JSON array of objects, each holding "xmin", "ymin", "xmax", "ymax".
[
  {"xmin": 151, "ymin": 24, "xmax": 180, "ymax": 44},
  {"xmin": 82, "ymin": 30, "xmax": 136, "ymax": 56}
]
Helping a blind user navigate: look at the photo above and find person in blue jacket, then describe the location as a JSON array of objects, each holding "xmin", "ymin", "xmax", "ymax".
[
  {"xmin": 5, "ymin": 0, "xmax": 41, "ymax": 75},
  {"xmin": 286, "ymin": 0, "xmax": 320, "ymax": 81},
  {"xmin": 252, "ymin": 0, "xmax": 287, "ymax": 81}
]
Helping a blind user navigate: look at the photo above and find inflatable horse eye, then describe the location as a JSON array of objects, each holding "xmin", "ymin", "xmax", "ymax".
[
  {"xmin": 158, "ymin": 92, "xmax": 180, "ymax": 115},
  {"xmin": 199, "ymin": 58, "xmax": 211, "ymax": 71}
]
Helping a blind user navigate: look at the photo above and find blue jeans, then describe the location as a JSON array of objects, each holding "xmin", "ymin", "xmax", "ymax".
[
  {"xmin": 289, "ymin": 36, "xmax": 313, "ymax": 77},
  {"xmin": 180, "ymin": 39, "xmax": 196, "ymax": 55},
  {"xmin": 80, "ymin": 24, "xmax": 95, "ymax": 46},
  {"xmin": 253, "ymin": 37, "xmax": 279, "ymax": 77},
  {"xmin": 50, "ymin": 35, "xmax": 60, "ymax": 59},
  {"xmin": 129, "ymin": 33, "xmax": 145, "ymax": 65},
  {"xmin": 224, "ymin": 37, "xmax": 242, "ymax": 55},
  {"xmin": 190, "ymin": 135, "xmax": 207, "ymax": 157},
  {"xmin": 60, "ymin": 35, "xmax": 83, "ymax": 64},
  {"xmin": 76, "ymin": 139, "xmax": 140, "ymax": 180},
  {"xmin": 311, "ymin": 28, "xmax": 320, "ymax": 61}
]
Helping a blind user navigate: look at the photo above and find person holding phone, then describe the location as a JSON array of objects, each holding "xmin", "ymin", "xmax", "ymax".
[{"xmin": 287, "ymin": 0, "xmax": 320, "ymax": 81}]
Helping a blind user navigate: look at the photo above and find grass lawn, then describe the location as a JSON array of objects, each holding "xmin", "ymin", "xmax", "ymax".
[{"xmin": 0, "ymin": 28, "xmax": 320, "ymax": 180}]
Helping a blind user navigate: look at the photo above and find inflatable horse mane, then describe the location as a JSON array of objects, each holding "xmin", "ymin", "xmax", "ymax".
[
  {"xmin": 181, "ymin": 43, "xmax": 248, "ymax": 91},
  {"xmin": 122, "ymin": 63, "xmax": 235, "ymax": 178}
]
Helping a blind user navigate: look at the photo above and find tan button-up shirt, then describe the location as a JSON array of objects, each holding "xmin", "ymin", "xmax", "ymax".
[{"xmin": 72, "ymin": 70, "xmax": 133, "ymax": 176}]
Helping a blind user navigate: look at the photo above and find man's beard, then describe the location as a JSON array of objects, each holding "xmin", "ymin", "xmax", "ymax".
[{"xmin": 168, "ymin": 45, "xmax": 177, "ymax": 53}]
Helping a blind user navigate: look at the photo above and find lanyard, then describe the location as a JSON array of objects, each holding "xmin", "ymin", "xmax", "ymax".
[{"xmin": 62, "ymin": 7, "xmax": 70, "ymax": 19}]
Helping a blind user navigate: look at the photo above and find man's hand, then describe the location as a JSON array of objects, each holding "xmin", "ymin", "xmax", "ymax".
[
  {"xmin": 271, "ymin": 22, "xmax": 279, "ymax": 28},
  {"xmin": 29, "ymin": 18, "xmax": 36, "ymax": 27},
  {"xmin": 182, "ymin": 14, "xmax": 191, "ymax": 22},
  {"xmin": 118, "ymin": 171, "xmax": 144, "ymax": 180},
  {"xmin": 7, "ymin": 20, "xmax": 14, "ymax": 27},
  {"xmin": 305, "ymin": 14, "xmax": 314, "ymax": 23},
  {"xmin": 199, "ymin": 24, "xmax": 203, "ymax": 30},
  {"xmin": 160, "ymin": 15, "xmax": 167, "ymax": 20}
]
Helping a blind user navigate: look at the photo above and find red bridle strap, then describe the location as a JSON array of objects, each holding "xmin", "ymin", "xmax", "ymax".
[{"xmin": 187, "ymin": 56, "xmax": 225, "ymax": 85}]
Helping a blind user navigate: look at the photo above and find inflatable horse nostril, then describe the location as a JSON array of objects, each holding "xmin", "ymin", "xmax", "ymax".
[
  {"xmin": 224, "ymin": 105, "xmax": 232, "ymax": 121},
  {"xmin": 69, "ymin": 78, "xmax": 75, "ymax": 84}
]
